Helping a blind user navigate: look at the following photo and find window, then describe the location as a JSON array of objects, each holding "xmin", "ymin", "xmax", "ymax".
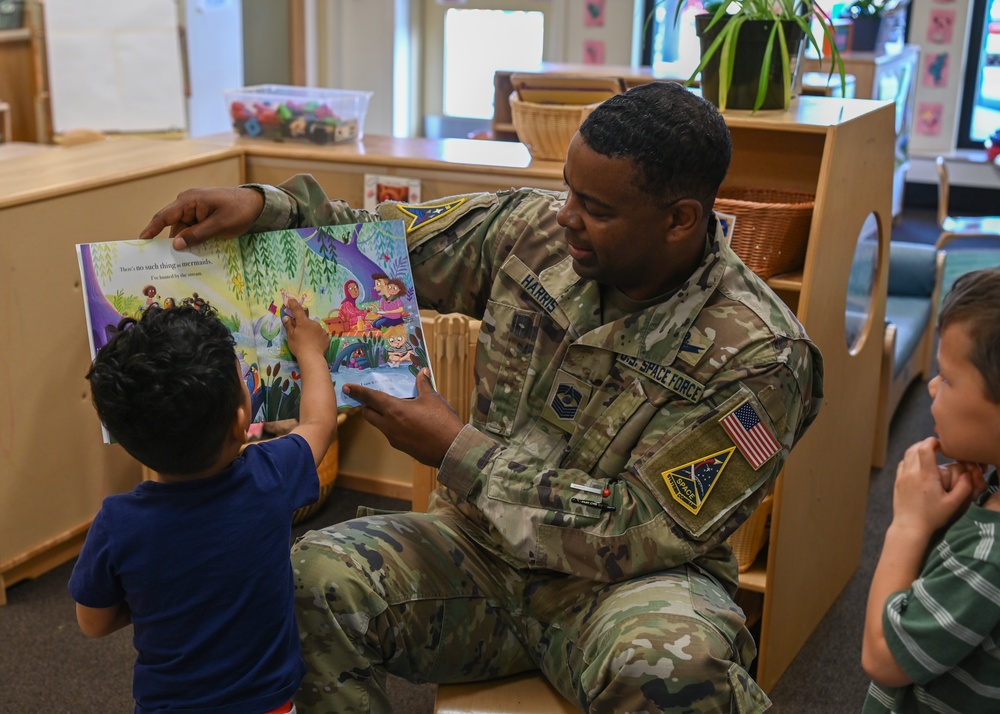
[
  {"xmin": 443, "ymin": 9, "xmax": 545, "ymax": 118},
  {"xmin": 422, "ymin": 0, "xmax": 558, "ymax": 137},
  {"xmin": 957, "ymin": 0, "xmax": 1000, "ymax": 147}
]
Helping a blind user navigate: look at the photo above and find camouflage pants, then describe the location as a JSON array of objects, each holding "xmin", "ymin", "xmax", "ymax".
[{"xmin": 291, "ymin": 507, "xmax": 770, "ymax": 714}]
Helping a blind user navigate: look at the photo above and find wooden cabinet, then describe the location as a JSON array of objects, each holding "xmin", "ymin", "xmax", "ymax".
[
  {"xmin": 237, "ymin": 134, "xmax": 568, "ymax": 204},
  {"xmin": 0, "ymin": 138, "xmax": 243, "ymax": 604},
  {"xmin": 492, "ymin": 63, "xmax": 858, "ymax": 143},
  {"xmin": 804, "ymin": 45, "xmax": 919, "ymax": 219},
  {"xmin": 719, "ymin": 98, "xmax": 894, "ymax": 690}
]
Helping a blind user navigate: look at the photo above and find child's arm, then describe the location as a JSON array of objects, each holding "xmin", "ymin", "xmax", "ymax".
[
  {"xmin": 862, "ymin": 437, "xmax": 977, "ymax": 686},
  {"xmin": 282, "ymin": 298, "xmax": 338, "ymax": 465},
  {"xmin": 75, "ymin": 600, "xmax": 131, "ymax": 638}
]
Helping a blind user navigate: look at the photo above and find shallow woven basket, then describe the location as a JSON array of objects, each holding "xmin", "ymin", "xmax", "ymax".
[
  {"xmin": 715, "ymin": 187, "xmax": 815, "ymax": 280},
  {"xmin": 729, "ymin": 494, "xmax": 773, "ymax": 573},
  {"xmin": 510, "ymin": 94, "xmax": 600, "ymax": 161}
]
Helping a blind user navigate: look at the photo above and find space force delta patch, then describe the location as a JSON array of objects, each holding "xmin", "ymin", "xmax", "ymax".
[
  {"xmin": 661, "ymin": 447, "xmax": 736, "ymax": 515},
  {"xmin": 396, "ymin": 198, "xmax": 467, "ymax": 233},
  {"xmin": 617, "ymin": 354, "xmax": 705, "ymax": 403}
]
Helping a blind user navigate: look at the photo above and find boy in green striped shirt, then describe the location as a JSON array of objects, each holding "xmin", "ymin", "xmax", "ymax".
[{"xmin": 862, "ymin": 266, "xmax": 1000, "ymax": 713}]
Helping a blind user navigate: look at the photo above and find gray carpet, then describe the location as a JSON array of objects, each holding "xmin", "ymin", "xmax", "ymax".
[{"xmin": 2, "ymin": 209, "xmax": 996, "ymax": 713}]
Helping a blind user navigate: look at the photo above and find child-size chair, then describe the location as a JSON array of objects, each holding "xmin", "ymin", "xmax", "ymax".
[{"xmin": 934, "ymin": 155, "xmax": 1000, "ymax": 250}]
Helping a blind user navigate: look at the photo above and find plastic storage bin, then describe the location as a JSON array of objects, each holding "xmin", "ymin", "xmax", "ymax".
[{"xmin": 224, "ymin": 85, "xmax": 373, "ymax": 145}]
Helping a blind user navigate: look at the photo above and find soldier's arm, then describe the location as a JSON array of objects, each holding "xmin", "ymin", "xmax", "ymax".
[{"xmin": 251, "ymin": 176, "xmax": 547, "ymax": 318}]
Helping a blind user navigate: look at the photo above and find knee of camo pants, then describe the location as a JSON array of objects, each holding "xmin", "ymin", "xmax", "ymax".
[
  {"xmin": 566, "ymin": 567, "xmax": 772, "ymax": 714},
  {"xmin": 576, "ymin": 616, "xmax": 770, "ymax": 714},
  {"xmin": 291, "ymin": 530, "xmax": 392, "ymax": 714}
]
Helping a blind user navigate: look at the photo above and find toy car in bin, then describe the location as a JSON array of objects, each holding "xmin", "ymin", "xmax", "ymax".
[{"xmin": 224, "ymin": 85, "xmax": 373, "ymax": 145}]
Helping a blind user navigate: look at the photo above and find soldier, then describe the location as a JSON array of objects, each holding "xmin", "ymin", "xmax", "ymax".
[{"xmin": 141, "ymin": 81, "xmax": 823, "ymax": 714}]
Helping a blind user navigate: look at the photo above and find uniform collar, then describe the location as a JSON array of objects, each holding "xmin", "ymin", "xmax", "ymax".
[{"xmin": 550, "ymin": 215, "xmax": 729, "ymax": 365}]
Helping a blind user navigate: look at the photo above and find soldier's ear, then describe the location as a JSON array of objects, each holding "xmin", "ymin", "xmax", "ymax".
[{"xmin": 665, "ymin": 198, "xmax": 704, "ymax": 238}]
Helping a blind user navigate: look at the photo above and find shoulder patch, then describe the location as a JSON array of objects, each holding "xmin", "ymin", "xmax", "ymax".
[
  {"xmin": 636, "ymin": 387, "xmax": 778, "ymax": 538},
  {"xmin": 720, "ymin": 400, "xmax": 780, "ymax": 470},
  {"xmin": 662, "ymin": 447, "xmax": 736, "ymax": 515},
  {"xmin": 396, "ymin": 198, "xmax": 467, "ymax": 233}
]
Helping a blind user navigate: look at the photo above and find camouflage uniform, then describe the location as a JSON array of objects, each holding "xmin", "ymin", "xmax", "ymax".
[{"xmin": 249, "ymin": 175, "xmax": 824, "ymax": 714}]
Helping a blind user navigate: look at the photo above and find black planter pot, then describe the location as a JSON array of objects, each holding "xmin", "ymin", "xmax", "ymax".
[
  {"xmin": 695, "ymin": 14, "xmax": 806, "ymax": 110},
  {"xmin": 849, "ymin": 15, "xmax": 881, "ymax": 51}
]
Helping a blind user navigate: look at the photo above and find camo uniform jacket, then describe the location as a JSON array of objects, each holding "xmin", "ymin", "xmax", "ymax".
[{"xmin": 250, "ymin": 175, "xmax": 824, "ymax": 594}]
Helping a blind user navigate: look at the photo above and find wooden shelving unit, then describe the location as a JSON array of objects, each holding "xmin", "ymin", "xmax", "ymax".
[
  {"xmin": 492, "ymin": 63, "xmax": 857, "ymax": 143},
  {"xmin": 722, "ymin": 98, "xmax": 894, "ymax": 690}
]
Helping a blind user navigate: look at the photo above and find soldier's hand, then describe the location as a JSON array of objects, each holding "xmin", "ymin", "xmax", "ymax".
[
  {"xmin": 139, "ymin": 186, "xmax": 265, "ymax": 250},
  {"xmin": 344, "ymin": 369, "xmax": 463, "ymax": 467}
]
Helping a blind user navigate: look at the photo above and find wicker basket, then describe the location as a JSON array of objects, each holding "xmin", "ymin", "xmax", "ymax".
[
  {"xmin": 728, "ymin": 494, "xmax": 773, "ymax": 572},
  {"xmin": 510, "ymin": 93, "xmax": 600, "ymax": 161},
  {"xmin": 715, "ymin": 187, "xmax": 815, "ymax": 279}
]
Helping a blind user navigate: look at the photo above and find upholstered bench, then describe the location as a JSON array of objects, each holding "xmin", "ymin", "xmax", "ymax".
[{"xmin": 872, "ymin": 241, "xmax": 945, "ymax": 468}]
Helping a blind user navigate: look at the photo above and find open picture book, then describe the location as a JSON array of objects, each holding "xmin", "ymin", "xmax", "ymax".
[{"xmin": 77, "ymin": 220, "xmax": 427, "ymax": 442}]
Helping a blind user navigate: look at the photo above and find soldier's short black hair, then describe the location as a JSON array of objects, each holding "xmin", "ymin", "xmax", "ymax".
[
  {"xmin": 87, "ymin": 305, "xmax": 243, "ymax": 474},
  {"xmin": 938, "ymin": 265, "xmax": 1000, "ymax": 403},
  {"xmin": 579, "ymin": 81, "xmax": 732, "ymax": 213}
]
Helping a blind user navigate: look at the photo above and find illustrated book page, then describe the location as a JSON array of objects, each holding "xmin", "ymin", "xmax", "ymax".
[{"xmin": 77, "ymin": 220, "xmax": 427, "ymax": 442}]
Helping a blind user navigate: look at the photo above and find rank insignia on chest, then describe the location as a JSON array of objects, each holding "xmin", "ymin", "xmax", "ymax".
[
  {"xmin": 396, "ymin": 198, "xmax": 467, "ymax": 233},
  {"xmin": 720, "ymin": 400, "xmax": 781, "ymax": 470},
  {"xmin": 541, "ymin": 371, "xmax": 593, "ymax": 433},
  {"xmin": 662, "ymin": 447, "xmax": 736, "ymax": 515},
  {"xmin": 677, "ymin": 329, "xmax": 713, "ymax": 368}
]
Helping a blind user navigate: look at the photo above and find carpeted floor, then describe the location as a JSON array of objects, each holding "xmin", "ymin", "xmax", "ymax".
[{"xmin": 2, "ymin": 208, "xmax": 998, "ymax": 713}]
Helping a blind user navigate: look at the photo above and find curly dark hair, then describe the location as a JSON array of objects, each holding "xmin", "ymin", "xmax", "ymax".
[
  {"xmin": 87, "ymin": 305, "xmax": 243, "ymax": 474},
  {"xmin": 578, "ymin": 81, "xmax": 732, "ymax": 213},
  {"xmin": 938, "ymin": 266, "xmax": 1000, "ymax": 403}
]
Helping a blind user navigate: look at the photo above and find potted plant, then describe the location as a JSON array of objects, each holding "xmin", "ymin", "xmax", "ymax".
[
  {"xmin": 840, "ymin": 0, "xmax": 908, "ymax": 53},
  {"xmin": 667, "ymin": 0, "xmax": 847, "ymax": 112}
]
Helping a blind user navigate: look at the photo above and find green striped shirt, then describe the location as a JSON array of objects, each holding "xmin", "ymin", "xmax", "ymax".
[{"xmin": 864, "ymin": 471, "xmax": 1000, "ymax": 713}]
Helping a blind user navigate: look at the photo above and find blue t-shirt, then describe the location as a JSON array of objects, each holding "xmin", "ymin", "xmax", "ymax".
[{"xmin": 69, "ymin": 435, "xmax": 319, "ymax": 714}]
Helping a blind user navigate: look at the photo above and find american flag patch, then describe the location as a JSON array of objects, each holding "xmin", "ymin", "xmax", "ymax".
[{"xmin": 720, "ymin": 401, "xmax": 780, "ymax": 470}]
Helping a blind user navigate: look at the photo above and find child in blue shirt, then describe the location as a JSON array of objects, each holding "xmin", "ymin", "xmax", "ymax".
[
  {"xmin": 69, "ymin": 298, "xmax": 337, "ymax": 714},
  {"xmin": 862, "ymin": 266, "xmax": 1000, "ymax": 712}
]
